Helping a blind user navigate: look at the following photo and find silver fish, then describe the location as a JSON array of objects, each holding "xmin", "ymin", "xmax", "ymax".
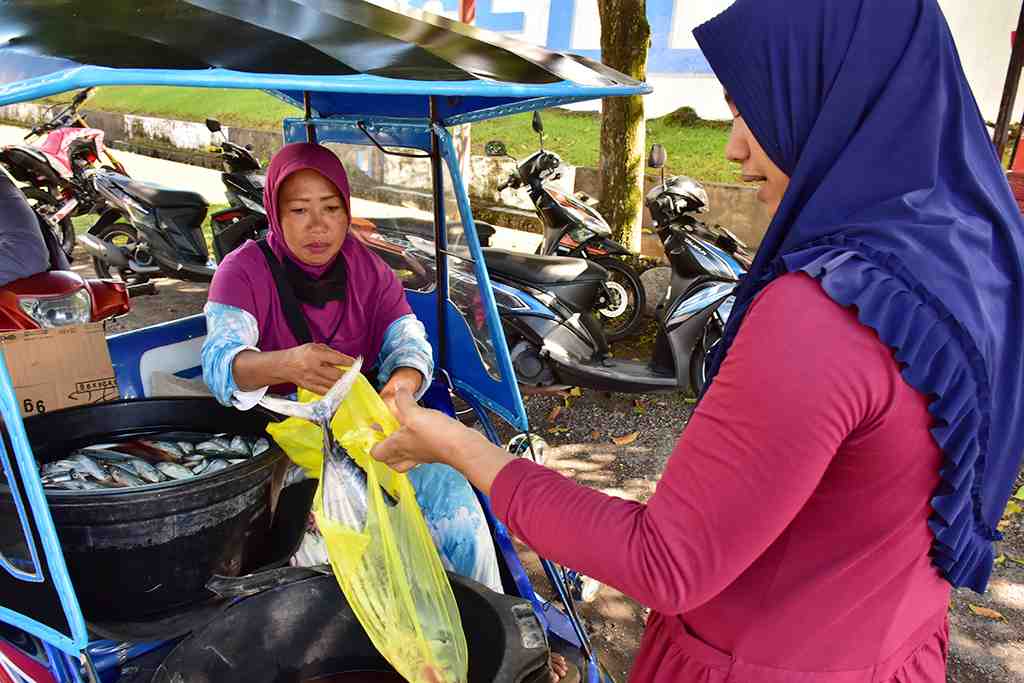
[
  {"xmin": 128, "ymin": 458, "xmax": 164, "ymax": 484},
  {"xmin": 204, "ymin": 459, "xmax": 229, "ymax": 475},
  {"xmin": 177, "ymin": 441, "xmax": 196, "ymax": 455},
  {"xmin": 195, "ymin": 439, "xmax": 231, "ymax": 456},
  {"xmin": 80, "ymin": 448, "xmax": 135, "ymax": 463},
  {"xmin": 251, "ymin": 437, "xmax": 270, "ymax": 457},
  {"xmin": 156, "ymin": 462, "xmax": 195, "ymax": 480},
  {"xmin": 183, "ymin": 454, "xmax": 205, "ymax": 465},
  {"xmin": 148, "ymin": 440, "xmax": 186, "ymax": 459},
  {"xmin": 51, "ymin": 479, "xmax": 96, "ymax": 491},
  {"xmin": 228, "ymin": 436, "xmax": 251, "ymax": 457},
  {"xmin": 191, "ymin": 459, "xmax": 209, "ymax": 475},
  {"xmin": 227, "ymin": 458, "xmax": 246, "ymax": 465},
  {"xmin": 110, "ymin": 467, "xmax": 145, "ymax": 488},
  {"xmin": 258, "ymin": 358, "xmax": 396, "ymax": 531},
  {"xmin": 41, "ymin": 460, "xmax": 77, "ymax": 478},
  {"xmin": 68, "ymin": 453, "xmax": 111, "ymax": 483}
]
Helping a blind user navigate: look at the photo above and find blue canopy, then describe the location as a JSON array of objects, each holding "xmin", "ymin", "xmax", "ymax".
[{"xmin": 0, "ymin": 0, "xmax": 650, "ymax": 124}]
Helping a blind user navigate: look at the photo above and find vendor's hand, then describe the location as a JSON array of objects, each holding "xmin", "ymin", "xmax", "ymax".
[
  {"xmin": 379, "ymin": 367, "xmax": 424, "ymax": 418},
  {"xmin": 284, "ymin": 343, "xmax": 356, "ymax": 395},
  {"xmin": 372, "ymin": 390, "xmax": 514, "ymax": 495}
]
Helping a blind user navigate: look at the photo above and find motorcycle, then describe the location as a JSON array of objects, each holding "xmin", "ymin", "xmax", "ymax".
[
  {"xmin": 77, "ymin": 169, "xmax": 215, "ymax": 285},
  {"xmin": 203, "ymin": 117, "xmax": 270, "ymax": 262},
  {"xmin": 1, "ymin": 209, "xmax": 129, "ymax": 331},
  {"xmin": 464, "ymin": 142, "xmax": 749, "ymax": 396},
  {"xmin": 492, "ymin": 111, "xmax": 645, "ymax": 342},
  {"xmin": 0, "ymin": 87, "xmax": 129, "ymax": 260}
]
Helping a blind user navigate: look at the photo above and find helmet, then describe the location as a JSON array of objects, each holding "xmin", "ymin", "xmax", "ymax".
[{"xmin": 646, "ymin": 175, "xmax": 710, "ymax": 225}]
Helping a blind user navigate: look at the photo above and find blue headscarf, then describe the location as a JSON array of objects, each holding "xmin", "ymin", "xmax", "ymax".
[{"xmin": 694, "ymin": 0, "xmax": 1024, "ymax": 593}]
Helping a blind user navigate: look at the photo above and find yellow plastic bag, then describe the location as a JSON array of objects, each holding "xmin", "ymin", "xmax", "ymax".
[{"xmin": 266, "ymin": 373, "xmax": 469, "ymax": 683}]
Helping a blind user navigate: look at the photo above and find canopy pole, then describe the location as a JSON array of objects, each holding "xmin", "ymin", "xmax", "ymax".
[
  {"xmin": 993, "ymin": 1, "xmax": 1024, "ymax": 162},
  {"xmin": 303, "ymin": 91, "xmax": 317, "ymax": 144},
  {"xmin": 430, "ymin": 96, "xmax": 449, "ymax": 372}
]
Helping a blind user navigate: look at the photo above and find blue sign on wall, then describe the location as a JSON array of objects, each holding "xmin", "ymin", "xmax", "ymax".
[{"xmin": 401, "ymin": 0, "xmax": 713, "ymax": 75}]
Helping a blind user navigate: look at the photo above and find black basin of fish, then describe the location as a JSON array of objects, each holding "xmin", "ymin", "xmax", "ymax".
[
  {"xmin": 0, "ymin": 397, "xmax": 298, "ymax": 622},
  {"xmin": 153, "ymin": 572, "xmax": 550, "ymax": 683}
]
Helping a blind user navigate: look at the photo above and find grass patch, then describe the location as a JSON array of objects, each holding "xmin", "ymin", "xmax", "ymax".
[{"xmin": 48, "ymin": 86, "xmax": 735, "ymax": 182}]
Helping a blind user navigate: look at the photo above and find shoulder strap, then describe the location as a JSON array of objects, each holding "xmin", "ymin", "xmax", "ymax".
[{"xmin": 256, "ymin": 240, "xmax": 314, "ymax": 345}]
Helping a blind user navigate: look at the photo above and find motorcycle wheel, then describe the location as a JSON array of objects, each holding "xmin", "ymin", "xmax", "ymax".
[
  {"xmin": 689, "ymin": 314, "xmax": 725, "ymax": 396},
  {"xmin": 594, "ymin": 257, "xmax": 645, "ymax": 343},
  {"xmin": 92, "ymin": 222, "xmax": 152, "ymax": 286},
  {"xmin": 22, "ymin": 187, "xmax": 76, "ymax": 261}
]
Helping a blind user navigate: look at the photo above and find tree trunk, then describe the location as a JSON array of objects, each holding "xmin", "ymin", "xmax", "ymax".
[{"xmin": 597, "ymin": 0, "xmax": 650, "ymax": 254}]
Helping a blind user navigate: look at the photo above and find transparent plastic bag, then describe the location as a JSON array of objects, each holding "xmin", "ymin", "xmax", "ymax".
[{"xmin": 266, "ymin": 372, "xmax": 468, "ymax": 683}]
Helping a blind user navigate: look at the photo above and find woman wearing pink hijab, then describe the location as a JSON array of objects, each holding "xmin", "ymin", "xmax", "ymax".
[{"xmin": 201, "ymin": 142, "xmax": 501, "ymax": 591}]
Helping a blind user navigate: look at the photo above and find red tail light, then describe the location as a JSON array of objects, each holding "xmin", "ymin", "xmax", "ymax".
[{"xmin": 88, "ymin": 280, "xmax": 130, "ymax": 320}]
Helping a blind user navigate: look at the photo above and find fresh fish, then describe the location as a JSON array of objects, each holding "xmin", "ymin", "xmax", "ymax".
[
  {"xmin": 118, "ymin": 440, "xmax": 181, "ymax": 463},
  {"xmin": 156, "ymin": 462, "xmax": 195, "ymax": 480},
  {"xmin": 227, "ymin": 458, "xmax": 246, "ymax": 465},
  {"xmin": 229, "ymin": 435, "xmax": 251, "ymax": 457},
  {"xmin": 142, "ymin": 444, "xmax": 186, "ymax": 458},
  {"xmin": 251, "ymin": 437, "xmax": 270, "ymax": 457},
  {"xmin": 195, "ymin": 439, "xmax": 231, "ymax": 456},
  {"xmin": 67, "ymin": 453, "xmax": 111, "ymax": 483},
  {"xmin": 191, "ymin": 459, "xmax": 209, "ymax": 475},
  {"xmin": 128, "ymin": 458, "xmax": 164, "ymax": 484},
  {"xmin": 80, "ymin": 448, "xmax": 135, "ymax": 463},
  {"xmin": 177, "ymin": 441, "xmax": 196, "ymax": 455},
  {"xmin": 40, "ymin": 460, "xmax": 78, "ymax": 478},
  {"xmin": 183, "ymin": 454, "xmax": 205, "ymax": 465},
  {"xmin": 110, "ymin": 467, "xmax": 145, "ymax": 488},
  {"xmin": 258, "ymin": 358, "xmax": 396, "ymax": 532},
  {"xmin": 204, "ymin": 459, "xmax": 229, "ymax": 475},
  {"xmin": 41, "ymin": 471, "xmax": 77, "ymax": 485}
]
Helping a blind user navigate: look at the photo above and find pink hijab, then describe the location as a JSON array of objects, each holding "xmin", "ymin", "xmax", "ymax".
[{"xmin": 208, "ymin": 143, "xmax": 412, "ymax": 390}]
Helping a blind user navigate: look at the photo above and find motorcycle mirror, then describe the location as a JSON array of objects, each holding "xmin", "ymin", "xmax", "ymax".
[
  {"xmin": 245, "ymin": 144, "xmax": 254, "ymax": 151},
  {"xmin": 73, "ymin": 87, "xmax": 93, "ymax": 105},
  {"xmin": 532, "ymin": 111, "xmax": 545, "ymax": 150},
  {"xmin": 205, "ymin": 118, "xmax": 222, "ymax": 133},
  {"xmin": 648, "ymin": 144, "xmax": 667, "ymax": 169},
  {"xmin": 484, "ymin": 140, "xmax": 509, "ymax": 157}
]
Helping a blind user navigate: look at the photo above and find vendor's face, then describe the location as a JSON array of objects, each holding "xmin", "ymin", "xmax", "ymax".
[
  {"xmin": 278, "ymin": 169, "xmax": 349, "ymax": 266},
  {"xmin": 724, "ymin": 95, "xmax": 790, "ymax": 216}
]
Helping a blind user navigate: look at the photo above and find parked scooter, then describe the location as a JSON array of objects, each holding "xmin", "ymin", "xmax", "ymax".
[
  {"xmin": 490, "ymin": 112, "xmax": 645, "ymax": 342},
  {"xmin": 0, "ymin": 87, "xmax": 129, "ymax": 259},
  {"xmin": 204, "ymin": 118, "xmax": 269, "ymax": 262},
  {"xmin": 478, "ymin": 143, "xmax": 747, "ymax": 396},
  {"xmin": 78, "ymin": 169, "xmax": 214, "ymax": 285},
  {"xmin": 1, "ymin": 209, "xmax": 130, "ymax": 331}
]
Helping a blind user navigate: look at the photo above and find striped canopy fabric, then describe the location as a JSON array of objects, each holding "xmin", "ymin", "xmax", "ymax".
[{"xmin": 0, "ymin": 0, "xmax": 650, "ymax": 124}]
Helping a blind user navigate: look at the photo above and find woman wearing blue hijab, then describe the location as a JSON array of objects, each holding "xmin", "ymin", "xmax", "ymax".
[{"xmin": 372, "ymin": 0, "xmax": 1024, "ymax": 680}]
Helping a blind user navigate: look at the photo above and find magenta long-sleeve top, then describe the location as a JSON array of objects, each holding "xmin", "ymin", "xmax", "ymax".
[{"xmin": 492, "ymin": 273, "xmax": 951, "ymax": 682}]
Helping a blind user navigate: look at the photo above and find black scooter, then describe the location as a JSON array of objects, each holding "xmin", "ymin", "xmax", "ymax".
[
  {"xmin": 479, "ymin": 144, "xmax": 748, "ymax": 395},
  {"xmin": 490, "ymin": 112, "xmax": 645, "ymax": 342},
  {"xmin": 204, "ymin": 118, "xmax": 269, "ymax": 262}
]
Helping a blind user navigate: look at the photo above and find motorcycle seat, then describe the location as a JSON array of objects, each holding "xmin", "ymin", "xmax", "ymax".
[
  {"xmin": 112, "ymin": 175, "xmax": 206, "ymax": 208},
  {"xmin": 481, "ymin": 248, "xmax": 607, "ymax": 287}
]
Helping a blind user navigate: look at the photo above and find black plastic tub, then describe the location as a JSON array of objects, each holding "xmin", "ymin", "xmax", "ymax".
[
  {"xmin": 0, "ymin": 397, "xmax": 292, "ymax": 622},
  {"xmin": 153, "ymin": 571, "xmax": 550, "ymax": 683}
]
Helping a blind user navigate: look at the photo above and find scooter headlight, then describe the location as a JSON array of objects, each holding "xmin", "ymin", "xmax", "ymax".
[{"xmin": 19, "ymin": 289, "xmax": 92, "ymax": 328}]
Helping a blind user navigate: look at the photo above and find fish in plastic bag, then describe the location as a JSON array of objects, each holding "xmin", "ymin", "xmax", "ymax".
[{"xmin": 263, "ymin": 359, "xmax": 468, "ymax": 683}]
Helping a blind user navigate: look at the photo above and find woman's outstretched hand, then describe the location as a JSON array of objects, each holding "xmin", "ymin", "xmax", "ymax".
[
  {"xmin": 370, "ymin": 389, "xmax": 515, "ymax": 495},
  {"xmin": 285, "ymin": 343, "xmax": 356, "ymax": 395}
]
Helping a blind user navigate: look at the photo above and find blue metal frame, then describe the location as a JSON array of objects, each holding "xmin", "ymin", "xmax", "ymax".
[{"xmin": 0, "ymin": 354, "xmax": 88, "ymax": 655}]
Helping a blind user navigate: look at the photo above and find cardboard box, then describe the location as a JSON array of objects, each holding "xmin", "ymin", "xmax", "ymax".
[{"xmin": 0, "ymin": 323, "xmax": 119, "ymax": 418}]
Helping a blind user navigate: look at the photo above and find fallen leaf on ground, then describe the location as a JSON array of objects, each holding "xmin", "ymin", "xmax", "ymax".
[
  {"xmin": 1015, "ymin": 485, "xmax": 1024, "ymax": 501},
  {"xmin": 998, "ymin": 519, "xmax": 1012, "ymax": 532},
  {"xmin": 968, "ymin": 604, "xmax": 1005, "ymax": 621},
  {"xmin": 612, "ymin": 431, "xmax": 639, "ymax": 446},
  {"xmin": 590, "ymin": 430, "xmax": 602, "ymax": 440},
  {"xmin": 546, "ymin": 405, "xmax": 562, "ymax": 422},
  {"xmin": 1006, "ymin": 554, "xmax": 1024, "ymax": 566},
  {"xmin": 1004, "ymin": 500, "xmax": 1022, "ymax": 518},
  {"xmin": 995, "ymin": 554, "xmax": 1006, "ymax": 566},
  {"xmin": 547, "ymin": 426, "xmax": 569, "ymax": 435},
  {"xmin": 569, "ymin": 387, "xmax": 583, "ymax": 397}
]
